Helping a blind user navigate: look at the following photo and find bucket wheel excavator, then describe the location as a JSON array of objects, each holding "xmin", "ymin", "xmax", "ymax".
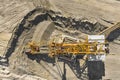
[{"xmin": 24, "ymin": 34, "xmax": 109, "ymax": 80}]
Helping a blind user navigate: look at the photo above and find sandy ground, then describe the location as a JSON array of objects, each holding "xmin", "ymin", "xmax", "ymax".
[
  {"xmin": 0, "ymin": 0, "xmax": 120, "ymax": 80},
  {"xmin": 103, "ymin": 43, "xmax": 120, "ymax": 80},
  {"xmin": 0, "ymin": 33, "xmax": 12, "ymax": 56},
  {"xmin": 50, "ymin": 0, "xmax": 120, "ymax": 26}
]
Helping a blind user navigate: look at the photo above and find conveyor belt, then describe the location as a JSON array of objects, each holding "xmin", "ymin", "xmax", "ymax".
[{"xmin": 98, "ymin": 22, "xmax": 120, "ymax": 38}]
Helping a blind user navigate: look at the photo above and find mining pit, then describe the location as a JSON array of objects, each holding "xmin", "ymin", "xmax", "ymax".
[{"xmin": 0, "ymin": 0, "xmax": 120, "ymax": 80}]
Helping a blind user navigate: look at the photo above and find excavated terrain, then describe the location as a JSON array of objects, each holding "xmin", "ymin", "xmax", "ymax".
[{"xmin": 0, "ymin": 0, "xmax": 120, "ymax": 80}]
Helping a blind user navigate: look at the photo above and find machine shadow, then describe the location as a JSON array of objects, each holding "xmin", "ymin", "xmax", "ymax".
[
  {"xmin": 107, "ymin": 28, "xmax": 120, "ymax": 41},
  {"xmin": 25, "ymin": 53, "xmax": 55, "ymax": 63},
  {"xmin": 25, "ymin": 53, "xmax": 88, "ymax": 80}
]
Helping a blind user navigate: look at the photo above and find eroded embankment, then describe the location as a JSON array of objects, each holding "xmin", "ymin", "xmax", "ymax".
[{"xmin": 4, "ymin": 7, "xmax": 107, "ymax": 79}]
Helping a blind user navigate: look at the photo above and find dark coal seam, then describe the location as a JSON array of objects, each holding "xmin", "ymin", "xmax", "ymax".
[{"xmin": 5, "ymin": 8, "xmax": 48, "ymax": 59}]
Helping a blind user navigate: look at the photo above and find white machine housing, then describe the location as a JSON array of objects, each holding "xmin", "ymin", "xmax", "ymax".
[{"xmin": 88, "ymin": 35, "xmax": 106, "ymax": 61}]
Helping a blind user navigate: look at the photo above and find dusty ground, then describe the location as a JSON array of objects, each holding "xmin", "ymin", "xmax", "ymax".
[
  {"xmin": 103, "ymin": 43, "xmax": 120, "ymax": 80},
  {"xmin": 0, "ymin": 0, "xmax": 120, "ymax": 80}
]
